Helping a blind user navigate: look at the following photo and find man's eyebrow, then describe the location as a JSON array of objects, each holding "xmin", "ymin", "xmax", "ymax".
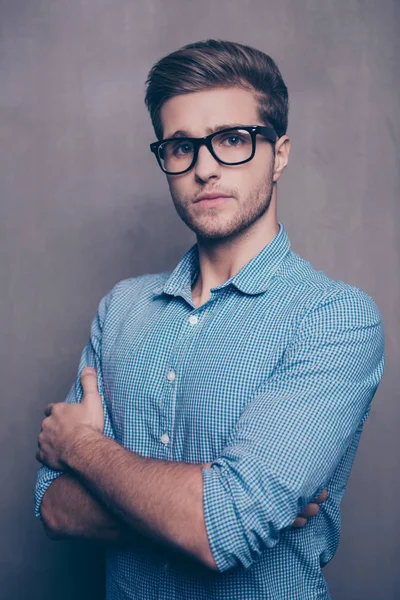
[{"xmin": 168, "ymin": 123, "xmax": 245, "ymax": 139}]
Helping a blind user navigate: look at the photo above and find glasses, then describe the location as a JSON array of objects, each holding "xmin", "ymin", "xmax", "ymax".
[{"xmin": 150, "ymin": 125, "xmax": 278, "ymax": 175}]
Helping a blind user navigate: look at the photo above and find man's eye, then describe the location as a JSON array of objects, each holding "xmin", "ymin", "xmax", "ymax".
[
  {"xmin": 219, "ymin": 134, "xmax": 246, "ymax": 146},
  {"xmin": 173, "ymin": 142, "xmax": 193, "ymax": 155}
]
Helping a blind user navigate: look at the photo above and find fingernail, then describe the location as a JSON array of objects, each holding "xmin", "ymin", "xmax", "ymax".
[{"xmin": 82, "ymin": 367, "xmax": 95, "ymax": 375}]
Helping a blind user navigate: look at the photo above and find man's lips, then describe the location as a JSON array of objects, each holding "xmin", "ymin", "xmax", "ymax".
[
  {"xmin": 193, "ymin": 193, "xmax": 231, "ymax": 203},
  {"xmin": 193, "ymin": 195, "xmax": 232, "ymax": 208}
]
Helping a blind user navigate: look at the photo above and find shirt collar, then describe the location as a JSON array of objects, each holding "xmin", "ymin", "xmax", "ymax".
[{"xmin": 152, "ymin": 222, "xmax": 291, "ymax": 300}]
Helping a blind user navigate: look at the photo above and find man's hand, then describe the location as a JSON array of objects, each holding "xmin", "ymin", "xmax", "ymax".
[
  {"xmin": 291, "ymin": 488, "xmax": 329, "ymax": 527},
  {"xmin": 36, "ymin": 367, "xmax": 104, "ymax": 471}
]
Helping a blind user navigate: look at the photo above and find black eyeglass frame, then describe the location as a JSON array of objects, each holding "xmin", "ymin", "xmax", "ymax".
[{"xmin": 149, "ymin": 125, "xmax": 278, "ymax": 175}]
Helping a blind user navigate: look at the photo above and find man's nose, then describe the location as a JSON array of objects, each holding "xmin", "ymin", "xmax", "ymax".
[{"xmin": 193, "ymin": 144, "xmax": 221, "ymax": 181}]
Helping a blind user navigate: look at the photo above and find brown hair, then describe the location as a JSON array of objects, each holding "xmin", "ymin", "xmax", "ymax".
[{"xmin": 144, "ymin": 39, "xmax": 289, "ymax": 142}]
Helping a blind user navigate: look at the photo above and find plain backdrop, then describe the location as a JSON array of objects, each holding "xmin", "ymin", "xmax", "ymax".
[{"xmin": 0, "ymin": 1, "xmax": 398, "ymax": 599}]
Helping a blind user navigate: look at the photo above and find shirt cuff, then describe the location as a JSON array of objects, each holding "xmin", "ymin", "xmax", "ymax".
[
  {"xmin": 202, "ymin": 463, "xmax": 252, "ymax": 572},
  {"xmin": 34, "ymin": 466, "xmax": 64, "ymax": 521}
]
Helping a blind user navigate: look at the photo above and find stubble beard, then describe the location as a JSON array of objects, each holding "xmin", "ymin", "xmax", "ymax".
[{"xmin": 168, "ymin": 165, "xmax": 275, "ymax": 242}]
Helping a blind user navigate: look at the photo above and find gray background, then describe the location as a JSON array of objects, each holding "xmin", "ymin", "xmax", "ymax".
[{"xmin": 0, "ymin": 1, "xmax": 398, "ymax": 599}]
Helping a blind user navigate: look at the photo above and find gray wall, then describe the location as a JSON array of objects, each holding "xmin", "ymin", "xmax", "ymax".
[{"xmin": 0, "ymin": 1, "xmax": 398, "ymax": 599}]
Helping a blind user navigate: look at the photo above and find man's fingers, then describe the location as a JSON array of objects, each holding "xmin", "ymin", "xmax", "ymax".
[
  {"xmin": 292, "ymin": 489, "xmax": 329, "ymax": 528},
  {"xmin": 299, "ymin": 503, "xmax": 319, "ymax": 518},
  {"xmin": 313, "ymin": 488, "xmax": 329, "ymax": 504},
  {"xmin": 292, "ymin": 517, "xmax": 307, "ymax": 528},
  {"xmin": 293, "ymin": 503, "xmax": 320, "ymax": 527},
  {"xmin": 80, "ymin": 368, "xmax": 99, "ymax": 396}
]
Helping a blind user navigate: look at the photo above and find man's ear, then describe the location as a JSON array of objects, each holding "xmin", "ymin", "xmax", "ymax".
[{"xmin": 272, "ymin": 135, "xmax": 290, "ymax": 183}]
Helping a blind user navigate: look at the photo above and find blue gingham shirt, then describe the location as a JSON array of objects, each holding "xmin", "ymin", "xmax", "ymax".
[{"xmin": 34, "ymin": 222, "xmax": 385, "ymax": 599}]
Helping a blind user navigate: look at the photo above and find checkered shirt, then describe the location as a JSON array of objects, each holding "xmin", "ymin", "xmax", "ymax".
[{"xmin": 34, "ymin": 222, "xmax": 385, "ymax": 599}]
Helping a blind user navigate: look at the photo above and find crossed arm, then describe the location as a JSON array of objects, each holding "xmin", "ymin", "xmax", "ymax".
[
  {"xmin": 41, "ymin": 430, "xmax": 216, "ymax": 568},
  {"xmin": 39, "ymin": 425, "xmax": 326, "ymax": 571}
]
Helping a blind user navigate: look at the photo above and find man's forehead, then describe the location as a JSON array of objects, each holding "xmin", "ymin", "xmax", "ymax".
[{"xmin": 161, "ymin": 87, "xmax": 259, "ymax": 139}]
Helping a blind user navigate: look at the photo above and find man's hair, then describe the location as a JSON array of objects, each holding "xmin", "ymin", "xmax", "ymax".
[{"xmin": 144, "ymin": 39, "xmax": 289, "ymax": 142}]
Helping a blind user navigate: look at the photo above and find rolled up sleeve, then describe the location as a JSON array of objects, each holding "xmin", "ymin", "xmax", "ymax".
[
  {"xmin": 202, "ymin": 289, "xmax": 385, "ymax": 572},
  {"xmin": 34, "ymin": 287, "xmax": 117, "ymax": 521}
]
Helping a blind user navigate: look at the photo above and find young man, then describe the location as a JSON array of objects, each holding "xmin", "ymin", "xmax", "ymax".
[{"xmin": 34, "ymin": 40, "xmax": 385, "ymax": 599}]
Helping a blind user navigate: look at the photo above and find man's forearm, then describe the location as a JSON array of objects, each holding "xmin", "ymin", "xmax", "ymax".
[
  {"xmin": 40, "ymin": 473, "xmax": 141, "ymax": 547},
  {"xmin": 61, "ymin": 428, "xmax": 217, "ymax": 569}
]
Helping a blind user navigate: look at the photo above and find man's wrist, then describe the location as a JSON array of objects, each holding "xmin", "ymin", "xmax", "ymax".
[{"xmin": 63, "ymin": 425, "xmax": 102, "ymax": 471}]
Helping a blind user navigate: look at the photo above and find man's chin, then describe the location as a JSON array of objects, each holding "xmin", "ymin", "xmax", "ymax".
[
  {"xmin": 189, "ymin": 223, "xmax": 245, "ymax": 242},
  {"xmin": 177, "ymin": 209, "xmax": 247, "ymax": 241}
]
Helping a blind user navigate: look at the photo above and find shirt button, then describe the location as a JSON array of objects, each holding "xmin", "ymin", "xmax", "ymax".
[
  {"xmin": 160, "ymin": 433, "xmax": 170, "ymax": 445},
  {"xmin": 167, "ymin": 371, "xmax": 176, "ymax": 382},
  {"xmin": 188, "ymin": 315, "xmax": 198, "ymax": 325}
]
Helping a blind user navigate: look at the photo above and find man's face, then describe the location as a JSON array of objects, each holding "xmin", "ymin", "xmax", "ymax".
[{"xmin": 159, "ymin": 86, "xmax": 277, "ymax": 242}]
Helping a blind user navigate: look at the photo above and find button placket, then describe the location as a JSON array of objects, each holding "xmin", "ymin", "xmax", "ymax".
[{"xmin": 161, "ymin": 368, "xmax": 177, "ymax": 451}]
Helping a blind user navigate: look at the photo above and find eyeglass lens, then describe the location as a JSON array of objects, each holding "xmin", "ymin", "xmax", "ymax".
[{"xmin": 158, "ymin": 128, "xmax": 253, "ymax": 173}]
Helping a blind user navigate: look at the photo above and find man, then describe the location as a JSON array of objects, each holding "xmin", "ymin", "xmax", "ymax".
[{"xmin": 34, "ymin": 39, "xmax": 385, "ymax": 599}]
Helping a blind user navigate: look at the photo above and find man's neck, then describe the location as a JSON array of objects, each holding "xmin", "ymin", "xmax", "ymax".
[{"xmin": 191, "ymin": 205, "xmax": 279, "ymax": 306}]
